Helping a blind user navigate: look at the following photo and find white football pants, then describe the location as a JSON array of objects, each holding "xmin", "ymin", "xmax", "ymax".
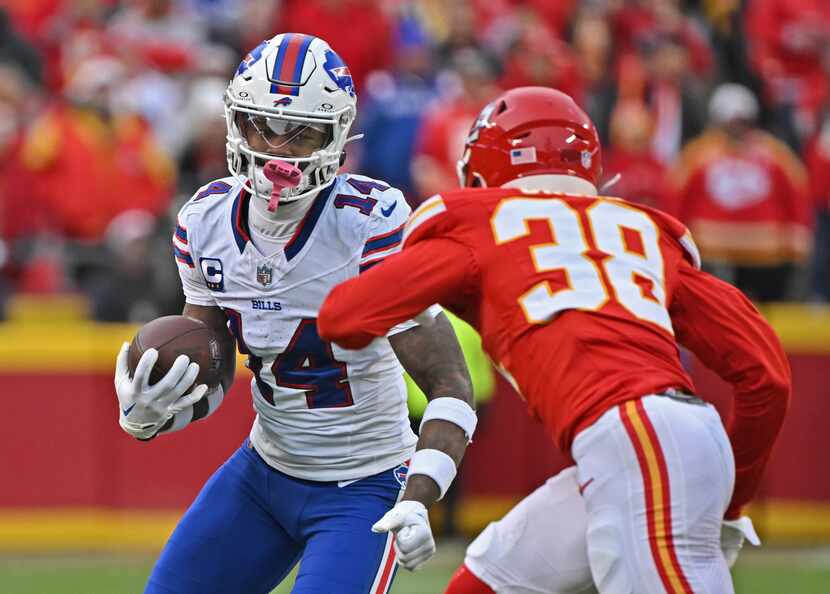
[{"xmin": 464, "ymin": 394, "xmax": 735, "ymax": 594}]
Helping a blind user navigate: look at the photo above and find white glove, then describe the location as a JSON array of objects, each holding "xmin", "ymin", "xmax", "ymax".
[
  {"xmin": 372, "ymin": 500, "xmax": 435, "ymax": 571},
  {"xmin": 114, "ymin": 342, "xmax": 207, "ymax": 439},
  {"xmin": 721, "ymin": 516, "xmax": 761, "ymax": 569}
]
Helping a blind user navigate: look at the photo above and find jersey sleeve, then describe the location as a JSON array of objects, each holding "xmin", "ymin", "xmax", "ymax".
[
  {"xmin": 648, "ymin": 203, "xmax": 702, "ymax": 269},
  {"xmin": 319, "ymin": 237, "xmax": 477, "ymax": 350},
  {"xmin": 358, "ymin": 188, "xmax": 410, "ymax": 274},
  {"xmin": 669, "ymin": 261, "xmax": 791, "ymax": 518},
  {"xmin": 173, "ymin": 203, "xmax": 215, "ymax": 307},
  {"xmin": 357, "ymin": 187, "xmax": 444, "ymax": 336}
]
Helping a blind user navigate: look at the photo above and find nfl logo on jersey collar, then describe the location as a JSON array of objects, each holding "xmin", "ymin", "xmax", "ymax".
[
  {"xmin": 231, "ymin": 185, "xmax": 334, "ymax": 262},
  {"xmin": 256, "ymin": 264, "xmax": 273, "ymax": 286}
]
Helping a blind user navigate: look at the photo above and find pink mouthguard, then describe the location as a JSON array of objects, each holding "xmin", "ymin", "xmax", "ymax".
[{"xmin": 262, "ymin": 160, "xmax": 302, "ymax": 212}]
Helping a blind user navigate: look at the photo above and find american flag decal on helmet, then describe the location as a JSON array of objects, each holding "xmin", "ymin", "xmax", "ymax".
[{"xmin": 510, "ymin": 147, "xmax": 537, "ymax": 165}]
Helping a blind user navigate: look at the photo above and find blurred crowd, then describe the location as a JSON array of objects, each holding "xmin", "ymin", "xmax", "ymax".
[{"xmin": 0, "ymin": 0, "xmax": 829, "ymax": 321}]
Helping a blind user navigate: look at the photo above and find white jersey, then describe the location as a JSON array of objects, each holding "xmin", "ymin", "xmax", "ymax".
[{"xmin": 173, "ymin": 174, "xmax": 422, "ymax": 481}]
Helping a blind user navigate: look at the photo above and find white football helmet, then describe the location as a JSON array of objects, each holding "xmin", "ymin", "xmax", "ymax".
[{"xmin": 225, "ymin": 33, "xmax": 359, "ymax": 204}]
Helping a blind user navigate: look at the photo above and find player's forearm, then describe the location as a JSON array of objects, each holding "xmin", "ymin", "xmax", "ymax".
[
  {"xmin": 672, "ymin": 264, "xmax": 792, "ymax": 517},
  {"xmin": 726, "ymin": 371, "xmax": 791, "ymax": 517},
  {"xmin": 391, "ymin": 312, "xmax": 474, "ymax": 405},
  {"xmin": 725, "ymin": 308, "xmax": 791, "ymax": 517},
  {"xmin": 404, "ymin": 420, "xmax": 469, "ymax": 506},
  {"xmin": 391, "ymin": 313, "xmax": 476, "ymax": 508},
  {"xmin": 320, "ymin": 240, "xmax": 475, "ymax": 350},
  {"xmin": 318, "ymin": 281, "xmax": 385, "ymax": 349},
  {"xmin": 319, "ymin": 277, "xmax": 435, "ymax": 350}
]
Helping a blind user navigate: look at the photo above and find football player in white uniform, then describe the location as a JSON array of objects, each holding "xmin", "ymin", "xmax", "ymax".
[{"xmin": 113, "ymin": 33, "xmax": 476, "ymax": 594}]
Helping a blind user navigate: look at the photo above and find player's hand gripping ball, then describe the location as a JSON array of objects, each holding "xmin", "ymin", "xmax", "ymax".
[{"xmin": 115, "ymin": 316, "xmax": 222, "ymax": 439}]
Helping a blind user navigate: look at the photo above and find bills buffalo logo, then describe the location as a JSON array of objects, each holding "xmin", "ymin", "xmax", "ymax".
[
  {"xmin": 256, "ymin": 264, "xmax": 273, "ymax": 286},
  {"xmin": 323, "ymin": 50, "xmax": 355, "ymax": 96},
  {"xmin": 273, "ymin": 97, "xmax": 293, "ymax": 106},
  {"xmin": 236, "ymin": 40, "xmax": 268, "ymax": 76},
  {"xmin": 393, "ymin": 463, "xmax": 409, "ymax": 487}
]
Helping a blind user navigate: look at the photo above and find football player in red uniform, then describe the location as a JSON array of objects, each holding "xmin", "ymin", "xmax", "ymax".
[{"xmin": 318, "ymin": 87, "xmax": 790, "ymax": 593}]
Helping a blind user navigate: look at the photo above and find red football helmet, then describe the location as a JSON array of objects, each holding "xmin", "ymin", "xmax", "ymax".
[{"xmin": 457, "ymin": 87, "xmax": 602, "ymax": 189}]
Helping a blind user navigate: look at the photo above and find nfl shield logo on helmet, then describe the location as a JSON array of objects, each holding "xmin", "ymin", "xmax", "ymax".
[
  {"xmin": 581, "ymin": 150, "xmax": 593, "ymax": 169},
  {"xmin": 256, "ymin": 265, "xmax": 273, "ymax": 286}
]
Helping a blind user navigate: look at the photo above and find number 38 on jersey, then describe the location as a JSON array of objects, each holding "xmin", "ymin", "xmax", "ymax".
[{"xmin": 491, "ymin": 198, "xmax": 674, "ymax": 334}]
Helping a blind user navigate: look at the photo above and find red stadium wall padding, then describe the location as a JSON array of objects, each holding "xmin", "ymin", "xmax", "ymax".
[
  {"xmin": 692, "ymin": 355, "xmax": 830, "ymax": 501},
  {"xmin": 2, "ymin": 376, "xmax": 254, "ymax": 507},
  {"xmin": 0, "ymin": 354, "xmax": 826, "ymax": 509}
]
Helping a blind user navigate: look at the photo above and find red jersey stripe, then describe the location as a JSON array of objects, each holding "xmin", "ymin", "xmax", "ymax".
[{"xmin": 373, "ymin": 533, "xmax": 397, "ymax": 594}]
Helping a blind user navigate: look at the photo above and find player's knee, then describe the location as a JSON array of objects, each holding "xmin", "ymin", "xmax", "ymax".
[
  {"xmin": 445, "ymin": 564, "xmax": 496, "ymax": 594},
  {"xmin": 585, "ymin": 512, "xmax": 632, "ymax": 594}
]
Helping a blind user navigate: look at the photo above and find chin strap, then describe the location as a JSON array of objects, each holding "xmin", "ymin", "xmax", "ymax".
[
  {"xmin": 599, "ymin": 173, "xmax": 621, "ymax": 194},
  {"xmin": 262, "ymin": 160, "xmax": 303, "ymax": 213}
]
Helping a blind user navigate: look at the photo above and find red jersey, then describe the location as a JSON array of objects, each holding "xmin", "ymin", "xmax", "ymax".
[
  {"xmin": 319, "ymin": 188, "xmax": 790, "ymax": 516},
  {"xmin": 665, "ymin": 129, "xmax": 811, "ymax": 266}
]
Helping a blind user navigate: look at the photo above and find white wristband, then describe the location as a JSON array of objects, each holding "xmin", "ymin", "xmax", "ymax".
[
  {"xmin": 419, "ymin": 397, "xmax": 478, "ymax": 442},
  {"xmin": 408, "ymin": 448, "xmax": 457, "ymax": 500}
]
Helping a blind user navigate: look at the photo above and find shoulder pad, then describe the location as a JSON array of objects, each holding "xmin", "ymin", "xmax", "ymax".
[
  {"xmin": 644, "ymin": 205, "xmax": 701, "ymax": 269},
  {"xmin": 177, "ymin": 177, "xmax": 239, "ymax": 233},
  {"xmin": 187, "ymin": 178, "xmax": 239, "ymax": 206},
  {"xmin": 404, "ymin": 194, "xmax": 447, "ymax": 245},
  {"xmin": 332, "ymin": 174, "xmax": 410, "ymax": 223}
]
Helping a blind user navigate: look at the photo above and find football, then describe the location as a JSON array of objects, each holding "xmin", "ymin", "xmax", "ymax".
[{"xmin": 127, "ymin": 315, "xmax": 223, "ymax": 389}]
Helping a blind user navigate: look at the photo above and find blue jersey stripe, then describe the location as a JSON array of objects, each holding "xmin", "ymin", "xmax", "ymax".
[
  {"xmin": 230, "ymin": 189, "xmax": 251, "ymax": 253},
  {"xmin": 173, "ymin": 245, "xmax": 194, "ymax": 267},
  {"xmin": 359, "ymin": 259, "xmax": 384, "ymax": 274},
  {"xmin": 284, "ymin": 184, "xmax": 334, "ymax": 261},
  {"xmin": 362, "ymin": 226, "xmax": 404, "ymax": 257}
]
